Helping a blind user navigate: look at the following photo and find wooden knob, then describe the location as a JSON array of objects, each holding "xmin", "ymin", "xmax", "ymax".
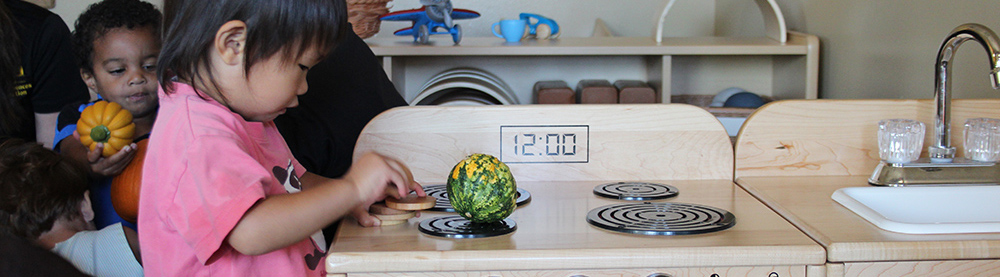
[
  {"xmin": 384, "ymin": 195, "xmax": 436, "ymax": 211},
  {"xmin": 372, "ymin": 211, "xmax": 415, "ymax": 221},
  {"xmin": 369, "ymin": 203, "xmax": 408, "ymax": 215},
  {"xmin": 378, "ymin": 219, "xmax": 409, "ymax": 226}
]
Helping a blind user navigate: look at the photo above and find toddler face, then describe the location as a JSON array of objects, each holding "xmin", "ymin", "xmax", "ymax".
[
  {"xmin": 225, "ymin": 45, "xmax": 324, "ymax": 122},
  {"xmin": 84, "ymin": 26, "xmax": 160, "ymax": 119}
]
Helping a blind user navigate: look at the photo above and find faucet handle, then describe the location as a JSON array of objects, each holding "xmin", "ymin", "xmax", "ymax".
[
  {"xmin": 879, "ymin": 119, "xmax": 925, "ymax": 164},
  {"xmin": 991, "ymin": 66, "xmax": 1000, "ymax": 89}
]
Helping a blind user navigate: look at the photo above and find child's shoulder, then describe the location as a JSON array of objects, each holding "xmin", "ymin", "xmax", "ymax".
[
  {"xmin": 158, "ymin": 89, "xmax": 255, "ymax": 136},
  {"xmin": 55, "ymin": 100, "xmax": 96, "ymax": 129},
  {"xmin": 160, "ymin": 83, "xmax": 236, "ymax": 121},
  {"xmin": 53, "ymin": 99, "xmax": 101, "ymax": 148}
]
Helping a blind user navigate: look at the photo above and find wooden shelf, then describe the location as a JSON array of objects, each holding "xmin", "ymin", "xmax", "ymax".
[
  {"xmin": 367, "ymin": 34, "xmax": 813, "ymax": 56},
  {"xmin": 368, "ymin": 31, "xmax": 819, "ymax": 104}
]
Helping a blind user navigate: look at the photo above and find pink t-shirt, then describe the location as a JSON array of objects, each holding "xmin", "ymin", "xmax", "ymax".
[{"xmin": 139, "ymin": 82, "xmax": 326, "ymax": 276}]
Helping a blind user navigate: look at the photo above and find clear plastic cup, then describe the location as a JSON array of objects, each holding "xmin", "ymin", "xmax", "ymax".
[
  {"xmin": 878, "ymin": 119, "xmax": 925, "ymax": 164},
  {"xmin": 963, "ymin": 117, "xmax": 1000, "ymax": 162}
]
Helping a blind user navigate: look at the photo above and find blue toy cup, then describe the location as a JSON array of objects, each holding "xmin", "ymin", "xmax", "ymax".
[{"xmin": 492, "ymin": 19, "xmax": 527, "ymax": 43}]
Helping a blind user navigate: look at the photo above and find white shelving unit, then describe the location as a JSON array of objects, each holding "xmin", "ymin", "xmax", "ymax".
[{"xmin": 367, "ymin": 31, "xmax": 819, "ymax": 104}]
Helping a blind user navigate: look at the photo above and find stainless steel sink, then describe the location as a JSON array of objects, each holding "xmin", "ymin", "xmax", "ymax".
[{"xmin": 832, "ymin": 185, "xmax": 1000, "ymax": 234}]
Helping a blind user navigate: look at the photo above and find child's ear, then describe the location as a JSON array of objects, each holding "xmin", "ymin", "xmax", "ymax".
[
  {"xmin": 80, "ymin": 191, "xmax": 94, "ymax": 223},
  {"xmin": 80, "ymin": 69, "xmax": 98, "ymax": 92},
  {"xmin": 214, "ymin": 20, "xmax": 247, "ymax": 66}
]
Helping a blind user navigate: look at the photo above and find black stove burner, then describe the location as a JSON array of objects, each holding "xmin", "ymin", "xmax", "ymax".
[
  {"xmin": 418, "ymin": 215, "xmax": 517, "ymax": 239},
  {"xmin": 593, "ymin": 182, "xmax": 679, "ymax": 201},
  {"xmin": 586, "ymin": 202, "xmax": 735, "ymax": 235},
  {"xmin": 420, "ymin": 184, "xmax": 531, "ymax": 212}
]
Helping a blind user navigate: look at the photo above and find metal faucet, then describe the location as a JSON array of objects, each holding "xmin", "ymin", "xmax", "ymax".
[
  {"xmin": 929, "ymin": 23, "xmax": 1000, "ymax": 161},
  {"xmin": 869, "ymin": 23, "xmax": 1000, "ymax": 186}
]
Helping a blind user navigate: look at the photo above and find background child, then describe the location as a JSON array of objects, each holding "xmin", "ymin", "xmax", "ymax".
[
  {"xmin": 54, "ymin": 0, "xmax": 161, "ymax": 230},
  {"xmin": 143, "ymin": 0, "xmax": 425, "ymax": 275},
  {"xmin": 0, "ymin": 138, "xmax": 142, "ymax": 276}
]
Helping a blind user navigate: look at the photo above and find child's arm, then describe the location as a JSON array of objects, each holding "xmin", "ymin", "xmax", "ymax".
[
  {"xmin": 226, "ymin": 152, "xmax": 424, "ymax": 255},
  {"xmin": 298, "ymin": 154, "xmax": 427, "ymax": 227},
  {"xmin": 121, "ymin": 226, "xmax": 141, "ymax": 265},
  {"xmin": 60, "ymin": 132, "xmax": 137, "ymax": 178}
]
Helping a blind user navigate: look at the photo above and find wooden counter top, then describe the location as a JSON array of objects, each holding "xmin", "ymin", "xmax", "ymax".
[
  {"xmin": 327, "ymin": 179, "xmax": 824, "ymax": 274},
  {"xmin": 737, "ymin": 175, "xmax": 1000, "ymax": 262}
]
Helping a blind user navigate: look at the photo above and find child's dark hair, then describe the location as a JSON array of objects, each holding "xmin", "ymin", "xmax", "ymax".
[
  {"xmin": 0, "ymin": 139, "xmax": 90, "ymax": 240},
  {"xmin": 72, "ymin": 0, "xmax": 162, "ymax": 74},
  {"xmin": 158, "ymin": 0, "xmax": 348, "ymax": 95}
]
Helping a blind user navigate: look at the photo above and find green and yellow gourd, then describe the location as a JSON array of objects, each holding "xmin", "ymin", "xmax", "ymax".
[{"xmin": 447, "ymin": 154, "xmax": 517, "ymax": 223}]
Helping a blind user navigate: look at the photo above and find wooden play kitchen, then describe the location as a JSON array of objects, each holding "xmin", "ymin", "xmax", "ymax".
[
  {"xmin": 325, "ymin": 105, "xmax": 825, "ymax": 276},
  {"xmin": 734, "ymin": 99, "xmax": 1000, "ymax": 276}
]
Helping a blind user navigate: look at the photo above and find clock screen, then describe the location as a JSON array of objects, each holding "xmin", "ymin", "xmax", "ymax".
[{"xmin": 500, "ymin": 125, "xmax": 589, "ymax": 163}]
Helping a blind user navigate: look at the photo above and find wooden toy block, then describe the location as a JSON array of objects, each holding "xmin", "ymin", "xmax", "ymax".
[
  {"xmin": 533, "ymin": 80, "xmax": 576, "ymax": 104},
  {"xmin": 614, "ymin": 80, "xmax": 656, "ymax": 104},
  {"xmin": 576, "ymin": 79, "xmax": 618, "ymax": 104}
]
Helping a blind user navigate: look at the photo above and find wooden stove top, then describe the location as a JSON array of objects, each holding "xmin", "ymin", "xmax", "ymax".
[
  {"xmin": 326, "ymin": 105, "xmax": 823, "ymax": 274},
  {"xmin": 327, "ymin": 179, "xmax": 825, "ymax": 274}
]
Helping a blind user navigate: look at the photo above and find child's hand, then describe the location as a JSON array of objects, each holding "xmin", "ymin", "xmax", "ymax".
[
  {"xmin": 351, "ymin": 205, "xmax": 380, "ymax": 227},
  {"xmin": 344, "ymin": 152, "xmax": 426, "ymax": 227},
  {"xmin": 86, "ymin": 142, "xmax": 138, "ymax": 177}
]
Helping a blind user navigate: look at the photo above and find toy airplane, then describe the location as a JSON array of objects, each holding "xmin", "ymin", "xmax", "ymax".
[{"xmin": 380, "ymin": 4, "xmax": 480, "ymax": 44}]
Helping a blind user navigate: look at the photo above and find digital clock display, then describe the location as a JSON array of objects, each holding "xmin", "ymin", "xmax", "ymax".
[{"xmin": 500, "ymin": 125, "xmax": 589, "ymax": 163}]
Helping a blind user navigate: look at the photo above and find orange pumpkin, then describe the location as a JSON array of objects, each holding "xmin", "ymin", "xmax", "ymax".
[
  {"xmin": 77, "ymin": 101, "xmax": 135, "ymax": 157},
  {"xmin": 111, "ymin": 138, "xmax": 147, "ymax": 224}
]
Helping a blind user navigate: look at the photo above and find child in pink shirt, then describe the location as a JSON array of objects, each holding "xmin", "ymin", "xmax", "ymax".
[{"xmin": 140, "ymin": 0, "xmax": 425, "ymax": 275}]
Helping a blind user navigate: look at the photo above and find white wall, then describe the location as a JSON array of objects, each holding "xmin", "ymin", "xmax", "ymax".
[
  {"xmin": 52, "ymin": 0, "xmax": 162, "ymax": 29},
  {"xmin": 717, "ymin": 0, "xmax": 1000, "ymax": 100},
  {"xmin": 51, "ymin": 0, "xmax": 1000, "ymax": 100}
]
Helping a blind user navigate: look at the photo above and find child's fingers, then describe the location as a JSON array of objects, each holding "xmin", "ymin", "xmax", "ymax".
[
  {"xmin": 92, "ymin": 143, "xmax": 138, "ymax": 176},
  {"xmin": 374, "ymin": 155, "xmax": 409, "ymax": 198},
  {"xmin": 352, "ymin": 206, "xmax": 381, "ymax": 227},
  {"xmin": 410, "ymin": 180, "xmax": 426, "ymax": 197},
  {"xmin": 106, "ymin": 144, "xmax": 137, "ymax": 165},
  {"xmin": 383, "ymin": 156, "xmax": 425, "ymax": 197},
  {"xmin": 381, "ymin": 156, "xmax": 411, "ymax": 182},
  {"xmin": 87, "ymin": 143, "xmax": 104, "ymax": 163},
  {"xmin": 383, "ymin": 186, "xmax": 401, "ymax": 199},
  {"xmin": 385, "ymin": 169, "xmax": 408, "ymax": 200},
  {"xmin": 391, "ymin": 158, "xmax": 416, "ymax": 187}
]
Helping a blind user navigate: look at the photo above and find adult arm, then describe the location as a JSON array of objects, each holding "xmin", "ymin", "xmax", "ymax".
[
  {"xmin": 34, "ymin": 112, "xmax": 56, "ymax": 148},
  {"xmin": 26, "ymin": 13, "xmax": 89, "ymax": 147}
]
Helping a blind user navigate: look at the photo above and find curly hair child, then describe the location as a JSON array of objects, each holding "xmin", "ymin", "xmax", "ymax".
[{"xmin": 55, "ymin": 0, "xmax": 161, "ymax": 230}]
